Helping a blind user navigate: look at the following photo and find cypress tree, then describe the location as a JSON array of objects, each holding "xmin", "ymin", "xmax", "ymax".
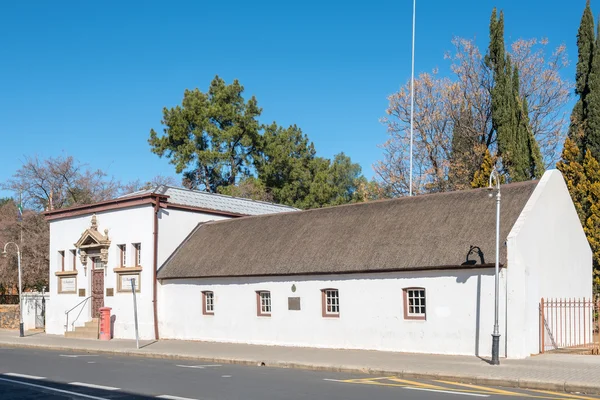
[
  {"xmin": 585, "ymin": 19, "xmax": 600, "ymax": 159},
  {"xmin": 449, "ymin": 104, "xmax": 479, "ymax": 189},
  {"xmin": 512, "ymin": 65, "xmax": 544, "ymax": 180},
  {"xmin": 487, "ymin": 9, "xmax": 543, "ymax": 182},
  {"xmin": 569, "ymin": 0, "xmax": 595, "ymax": 152}
]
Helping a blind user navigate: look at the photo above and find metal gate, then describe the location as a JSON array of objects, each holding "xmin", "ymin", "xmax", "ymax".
[
  {"xmin": 35, "ymin": 296, "xmax": 45, "ymax": 329},
  {"xmin": 539, "ymin": 297, "xmax": 599, "ymax": 353}
]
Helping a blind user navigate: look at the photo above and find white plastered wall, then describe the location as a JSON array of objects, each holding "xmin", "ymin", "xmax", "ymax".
[
  {"xmin": 505, "ymin": 169, "xmax": 593, "ymax": 358},
  {"xmin": 47, "ymin": 205, "xmax": 231, "ymax": 340},
  {"xmin": 46, "ymin": 205, "xmax": 155, "ymax": 339},
  {"xmin": 157, "ymin": 208, "xmax": 228, "ymax": 268},
  {"xmin": 158, "ymin": 269, "xmax": 506, "ymax": 357}
]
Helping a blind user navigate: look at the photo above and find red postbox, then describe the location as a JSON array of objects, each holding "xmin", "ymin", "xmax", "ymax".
[{"xmin": 99, "ymin": 307, "xmax": 112, "ymax": 341}]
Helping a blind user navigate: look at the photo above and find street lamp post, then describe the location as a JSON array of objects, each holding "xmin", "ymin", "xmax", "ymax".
[
  {"xmin": 2, "ymin": 242, "xmax": 23, "ymax": 337},
  {"xmin": 487, "ymin": 167, "xmax": 501, "ymax": 365}
]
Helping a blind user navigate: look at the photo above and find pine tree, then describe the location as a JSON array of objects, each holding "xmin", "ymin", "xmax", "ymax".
[
  {"xmin": 560, "ymin": 1, "xmax": 600, "ymax": 296},
  {"xmin": 471, "ymin": 148, "xmax": 504, "ymax": 188},
  {"xmin": 569, "ymin": 0, "xmax": 595, "ymax": 153},
  {"xmin": 583, "ymin": 150, "xmax": 600, "ymax": 290},
  {"xmin": 557, "ymin": 137, "xmax": 588, "ymax": 224}
]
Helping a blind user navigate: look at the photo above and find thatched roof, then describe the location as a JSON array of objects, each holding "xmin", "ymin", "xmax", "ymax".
[{"xmin": 157, "ymin": 180, "xmax": 538, "ymax": 279}]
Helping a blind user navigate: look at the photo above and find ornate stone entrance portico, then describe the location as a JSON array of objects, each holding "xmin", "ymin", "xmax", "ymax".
[{"xmin": 74, "ymin": 215, "xmax": 110, "ymax": 319}]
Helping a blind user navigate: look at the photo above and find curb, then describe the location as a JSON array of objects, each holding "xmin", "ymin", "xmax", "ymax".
[{"xmin": 1, "ymin": 341, "xmax": 599, "ymax": 395}]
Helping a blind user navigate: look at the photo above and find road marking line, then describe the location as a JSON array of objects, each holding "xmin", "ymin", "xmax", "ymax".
[
  {"xmin": 528, "ymin": 389, "xmax": 599, "ymax": 400},
  {"xmin": 388, "ymin": 377, "xmax": 447, "ymax": 390},
  {"xmin": 339, "ymin": 379, "xmax": 503, "ymax": 396},
  {"xmin": 341, "ymin": 376, "xmax": 396, "ymax": 383},
  {"xmin": 436, "ymin": 380, "xmax": 523, "ymax": 396},
  {"xmin": 60, "ymin": 355, "xmax": 98, "ymax": 358},
  {"xmin": 3, "ymin": 373, "xmax": 46, "ymax": 380},
  {"xmin": 87, "ymin": 362, "xmax": 96, "ymax": 364},
  {"xmin": 69, "ymin": 382, "xmax": 119, "ymax": 391},
  {"xmin": 324, "ymin": 376, "xmax": 572, "ymax": 400},
  {"xmin": 175, "ymin": 364, "xmax": 221, "ymax": 369},
  {"xmin": 0, "ymin": 377, "xmax": 110, "ymax": 400},
  {"xmin": 405, "ymin": 387, "xmax": 490, "ymax": 397},
  {"xmin": 156, "ymin": 395, "xmax": 198, "ymax": 400},
  {"xmin": 221, "ymin": 375, "xmax": 232, "ymax": 378}
]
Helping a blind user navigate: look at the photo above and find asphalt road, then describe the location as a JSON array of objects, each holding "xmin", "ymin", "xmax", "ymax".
[{"xmin": 0, "ymin": 346, "xmax": 597, "ymax": 400}]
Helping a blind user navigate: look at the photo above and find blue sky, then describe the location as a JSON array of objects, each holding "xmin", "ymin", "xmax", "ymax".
[{"xmin": 0, "ymin": 0, "xmax": 585, "ymax": 197}]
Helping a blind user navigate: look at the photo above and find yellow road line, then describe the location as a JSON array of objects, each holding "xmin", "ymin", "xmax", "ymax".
[
  {"xmin": 528, "ymin": 389, "xmax": 600, "ymax": 400},
  {"xmin": 328, "ymin": 376, "xmax": 592, "ymax": 400},
  {"xmin": 387, "ymin": 378, "xmax": 447, "ymax": 390},
  {"xmin": 436, "ymin": 380, "xmax": 524, "ymax": 396}
]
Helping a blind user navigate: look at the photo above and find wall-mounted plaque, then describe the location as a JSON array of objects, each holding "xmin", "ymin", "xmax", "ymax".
[
  {"xmin": 288, "ymin": 297, "xmax": 301, "ymax": 311},
  {"xmin": 59, "ymin": 277, "xmax": 76, "ymax": 294},
  {"xmin": 78, "ymin": 288, "xmax": 86, "ymax": 297},
  {"xmin": 106, "ymin": 288, "xmax": 114, "ymax": 297},
  {"xmin": 117, "ymin": 272, "xmax": 141, "ymax": 293}
]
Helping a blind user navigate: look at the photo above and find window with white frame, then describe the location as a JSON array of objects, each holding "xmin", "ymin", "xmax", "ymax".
[
  {"xmin": 404, "ymin": 288, "xmax": 426, "ymax": 320},
  {"xmin": 58, "ymin": 250, "xmax": 65, "ymax": 271},
  {"xmin": 133, "ymin": 243, "xmax": 141, "ymax": 266},
  {"xmin": 257, "ymin": 291, "xmax": 271, "ymax": 316},
  {"xmin": 70, "ymin": 249, "xmax": 77, "ymax": 271},
  {"xmin": 322, "ymin": 289, "xmax": 340, "ymax": 317},
  {"xmin": 203, "ymin": 291, "xmax": 214, "ymax": 315},
  {"xmin": 118, "ymin": 244, "xmax": 126, "ymax": 267}
]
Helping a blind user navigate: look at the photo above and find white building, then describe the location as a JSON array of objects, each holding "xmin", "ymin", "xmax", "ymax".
[
  {"xmin": 44, "ymin": 186, "xmax": 297, "ymax": 340},
  {"xmin": 45, "ymin": 170, "xmax": 592, "ymax": 359}
]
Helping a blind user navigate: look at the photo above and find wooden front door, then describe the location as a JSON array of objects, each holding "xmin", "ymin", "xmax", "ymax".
[{"xmin": 91, "ymin": 258, "xmax": 104, "ymax": 318}]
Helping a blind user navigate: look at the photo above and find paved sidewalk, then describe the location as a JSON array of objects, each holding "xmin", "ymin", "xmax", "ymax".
[{"xmin": 0, "ymin": 329, "xmax": 599, "ymax": 395}]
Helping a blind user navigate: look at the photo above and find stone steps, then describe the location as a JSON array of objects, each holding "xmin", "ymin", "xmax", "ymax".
[{"xmin": 65, "ymin": 318, "xmax": 99, "ymax": 339}]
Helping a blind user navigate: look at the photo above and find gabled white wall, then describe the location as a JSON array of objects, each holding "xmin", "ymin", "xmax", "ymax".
[
  {"xmin": 506, "ymin": 170, "xmax": 592, "ymax": 358},
  {"xmin": 157, "ymin": 208, "xmax": 228, "ymax": 268},
  {"xmin": 158, "ymin": 268, "xmax": 506, "ymax": 357},
  {"xmin": 47, "ymin": 205, "xmax": 232, "ymax": 340},
  {"xmin": 47, "ymin": 205, "xmax": 155, "ymax": 339}
]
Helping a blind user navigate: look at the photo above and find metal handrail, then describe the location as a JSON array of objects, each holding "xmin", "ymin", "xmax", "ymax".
[{"xmin": 65, "ymin": 296, "xmax": 92, "ymax": 333}]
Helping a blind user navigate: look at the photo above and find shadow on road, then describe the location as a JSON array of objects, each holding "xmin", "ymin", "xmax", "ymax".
[{"xmin": 0, "ymin": 375, "xmax": 157, "ymax": 399}]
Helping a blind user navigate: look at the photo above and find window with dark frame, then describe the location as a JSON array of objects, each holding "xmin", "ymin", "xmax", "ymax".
[
  {"xmin": 202, "ymin": 291, "xmax": 214, "ymax": 315},
  {"xmin": 134, "ymin": 243, "xmax": 141, "ymax": 266},
  {"xmin": 321, "ymin": 289, "xmax": 340, "ymax": 317},
  {"xmin": 257, "ymin": 291, "xmax": 271, "ymax": 316},
  {"xmin": 58, "ymin": 250, "xmax": 65, "ymax": 271},
  {"xmin": 403, "ymin": 288, "xmax": 426, "ymax": 320},
  {"xmin": 118, "ymin": 244, "xmax": 126, "ymax": 267}
]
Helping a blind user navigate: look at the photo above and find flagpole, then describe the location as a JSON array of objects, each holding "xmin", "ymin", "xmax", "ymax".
[
  {"xmin": 409, "ymin": 0, "xmax": 416, "ymax": 196},
  {"xmin": 19, "ymin": 192, "xmax": 22, "ymax": 247}
]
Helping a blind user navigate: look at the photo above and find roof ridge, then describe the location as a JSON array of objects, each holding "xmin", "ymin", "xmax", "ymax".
[
  {"xmin": 192, "ymin": 178, "xmax": 540, "ymax": 228},
  {"xmin": 155, "ymin": 185, "xmax": 298, "ymax": 210}
]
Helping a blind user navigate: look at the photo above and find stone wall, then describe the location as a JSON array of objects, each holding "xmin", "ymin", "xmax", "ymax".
[{"xmin": 0, "ymin": 305, "xmax": 20, "ymax": 330}]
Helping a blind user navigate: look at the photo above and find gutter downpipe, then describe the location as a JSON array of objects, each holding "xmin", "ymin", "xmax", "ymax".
[{"xmin": 152, "ymin": 195, "xmax": 161, "ymax": 340}]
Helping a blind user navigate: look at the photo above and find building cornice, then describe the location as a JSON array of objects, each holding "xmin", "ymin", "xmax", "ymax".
[{"xmin": 44, "ymin": 193, "xmax": 169, "ymax": 221}]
